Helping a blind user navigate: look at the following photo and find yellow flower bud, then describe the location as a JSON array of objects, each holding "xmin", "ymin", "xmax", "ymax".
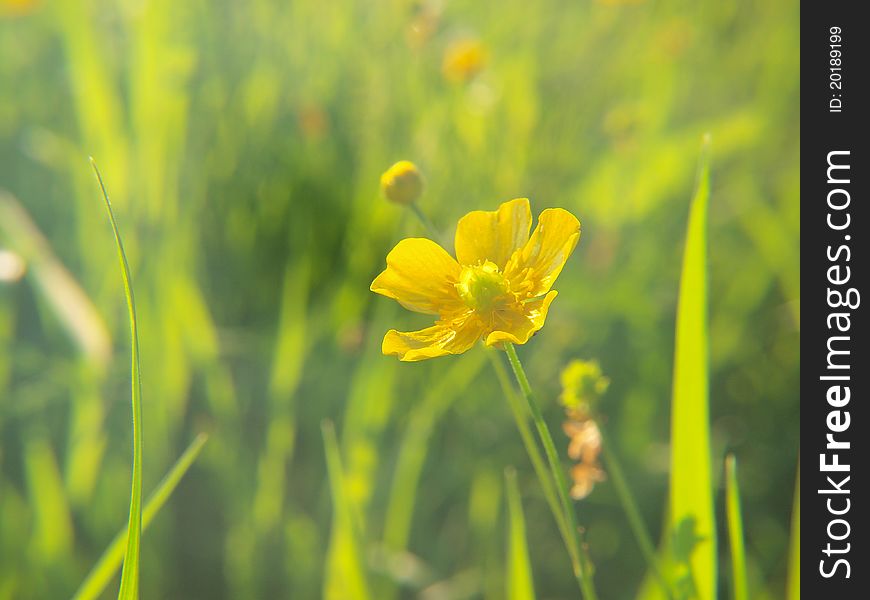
[
  {"xmin": 380, "ymin": 161, "xmax": 424, "ymax": 206},
  {"xmin": 559, "ymin": 359, "xmax": 610, "ymax": 412}
]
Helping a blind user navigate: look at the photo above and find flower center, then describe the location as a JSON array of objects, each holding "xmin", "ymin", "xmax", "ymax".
[{"xmin": 456, "ymin": 260, "xmax": 510, "ymax": 311}]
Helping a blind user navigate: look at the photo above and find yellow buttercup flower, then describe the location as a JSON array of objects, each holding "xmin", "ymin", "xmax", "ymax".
[
  {"xmin": 442, "ymin": 38, "xmax": 487, "ymax": 83},
  {"xmin": 370, "ymin": 198, "xmax": 581, "ymax": 361}
]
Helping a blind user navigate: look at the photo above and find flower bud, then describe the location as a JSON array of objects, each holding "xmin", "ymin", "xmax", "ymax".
[
  {"xmin": 559, "ymin": 359, "xmax": 610, "ymax": 413},
  {"xmin": 380, "ymin": 160, "xmax": 424, "ymax": 206}
]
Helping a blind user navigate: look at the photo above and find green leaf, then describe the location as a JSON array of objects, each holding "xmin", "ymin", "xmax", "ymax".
[
  {"xmin": 668, "ymin": 135, "xmax": 716, "ymax": 599},
  {"xmin": 90, "ymin": 159, "xmax": 143, "ymax": 600},
  {"xmin": 725, "ymin": 455, "xmax": 748, "ymax": 600},
  {"xmin": 322, "ymin": 420, "xmax": 371, "ymax": 600},
  {"xmin": 73, "ymin": 433, "xmax": 209, "ymax": 600},
  {"xmin": 786, "ymin": 464, "xmax": 799, "ymax": 600},
  {"xmin": 505, "ymin": 467, "xmax": 536, "ymax": 600}
]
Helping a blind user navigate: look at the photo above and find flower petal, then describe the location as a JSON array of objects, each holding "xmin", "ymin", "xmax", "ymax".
[
  {"xmin": 506, "ymin": 208, "xmax": 580, "ymax": 298},
  {"xmin": 454, "ymin": 198, "xmax": 532, "ymax": 269},
  {"xmin": 382, "ymin": 315, "xmax": 485, "ymax": 361},
  {"xmin": 371, "ymin": 238, "xmax": 463, "ymax": 314},
  {"xmin": 484, "ymin": 290, "xmax": 558, "ymax": 346}
]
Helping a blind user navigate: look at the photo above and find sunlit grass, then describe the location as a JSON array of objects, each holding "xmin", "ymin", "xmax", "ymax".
[
  {"xmin": 505, "ymin": 467, "xmax": 536, "ymax": 600},
  {"xmin": 667, "ymin": 136, "xmax": 716, "ymax": 599},
  {"xmin": 91, "ymin": 159, "xmax": 144, "ymax": 600},
  {"xmin": 725, "ymin": 455, "xmax": 748, "ymax": 600}
]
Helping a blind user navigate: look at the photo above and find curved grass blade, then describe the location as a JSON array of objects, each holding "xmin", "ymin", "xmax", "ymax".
[
  {"xmin": 505, "ymin": 467, "xmax": 536, "ymax": 600},
  {"xmin": 668, "ymin": 135, "xmax": 716, "ymax": 599},
  {"xmin": 725, "ymin": 455, "xmax": 748, "ymax": 600},
  {"xmin": 73, "ymin": 433, "xmax": 209, "ymax": 600},
  {"xmin": 90, "ymin": 158, "xmax": 143, "ymax": 600}
]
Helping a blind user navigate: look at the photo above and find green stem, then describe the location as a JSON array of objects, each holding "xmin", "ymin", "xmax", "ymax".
[
  {"xmin": 600, "ymin": 435, "xmax": 674, "ymax": 600},
  {"xmin": 486, "ymin": 349, "xmax": 576, "ymax": 568},
  {"xmin": 409, "ymin": 202, "xmax": 437, "ymax": 236},
  {"xmin": 504, "ymin": 343, "xmax": 598, "ymax": 600}
]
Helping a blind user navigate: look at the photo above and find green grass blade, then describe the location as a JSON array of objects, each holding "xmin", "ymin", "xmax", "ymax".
[
  {"xmin": 668, "ymin": 135, "xmax": 716, "ymax": 599},
  {"xmin": 90, "ymin": 159, "xmax": 143, "ymax": 600},
  {"xmin": 786, "ymin": 464, "xmax": 799, "ymax": 600},
  {"xmin": 725, "ymin": 455, "xmax": 748, "ymax": 600},
  {"xmin": 505, "ymin": 467, "xmax": 536, "ymax": 600},
  {"xmin": 322, "ymin": 420, "xmax": 370, "ymax": 600},
  {"xmin": 600, "ymin": 438, "xmax": 673, "ymax": 600},
  {"xmin": 73, "ymin": 433, "xmax": 209, "ymax": 600}
]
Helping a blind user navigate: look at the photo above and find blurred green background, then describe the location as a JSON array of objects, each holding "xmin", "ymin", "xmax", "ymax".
[{"xmin": 0, "ymin": 0, "xmax": 798, "ymax": 598}]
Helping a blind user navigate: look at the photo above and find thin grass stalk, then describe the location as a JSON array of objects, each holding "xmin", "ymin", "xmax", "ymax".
[
  {"xmin": 600, "ymin": 436, "xmax": 674, "ymax": 600},
  {"xmin": 73, "ymin": 433, "xmax": 208, "ymax": 600},
  {"xmin": 725, "ymin": 455, "xmax": 748, "ymax": 600},
  {"xmin": 91, "ymin": 159, "xmax": 143, "ymax": 600}
]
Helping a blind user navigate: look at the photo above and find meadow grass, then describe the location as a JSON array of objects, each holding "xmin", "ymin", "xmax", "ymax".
[{"xmin": 0, "ymin": 1, "xmax": 799, "ymax": 598}]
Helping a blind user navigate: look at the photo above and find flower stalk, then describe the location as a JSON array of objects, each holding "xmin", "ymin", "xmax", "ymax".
[
  {"xmin": 504, "ymin": 343, "xmax": 599, "ymax": 600},
  {"xmin": 409, "ymin": 202, "xmax": 437, "ymax": 237},
  {"xmin": 486, "ymin": 350, "xmax": 575, "ymax": 562}
]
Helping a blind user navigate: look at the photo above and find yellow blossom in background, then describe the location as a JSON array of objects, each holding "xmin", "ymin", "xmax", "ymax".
[
  {"xmin": 380, "ymin": 160, "xmax": 425, "ymax": 206},
  {"xmin": 442, "ymin": 37, "xmax": 486, "ymax": 83},
  {"xmin": 371, "ymin": 198, "xmax": 580, "ymax": 361},
  {"xmin": 1, "ymin": 0, "xmax": 38, "ymax": 17},
  {"xmin": 559, "ymin": 358, "xmax": 610, "ymax": 412}
]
